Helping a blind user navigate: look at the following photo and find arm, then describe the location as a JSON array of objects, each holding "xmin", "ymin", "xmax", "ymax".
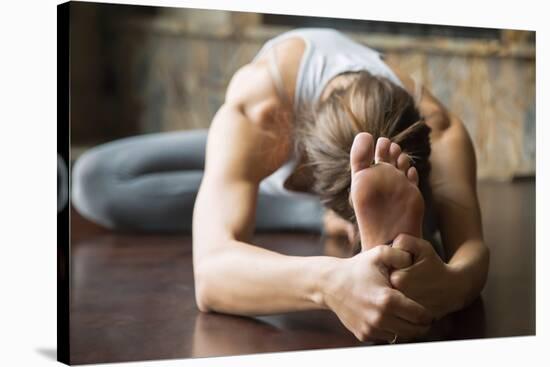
[
  {"xmin": 388, "ymin": 113, "xmax": 489, "ymax": 317},
  {"xmin": 193, "ymin": 63, "xmax": 331, "ymax": 315},
  {"xmin": 429, "ymin": 114, "xmax": 490, "ymax": 310},
  {"xmin": 193, "ymin": 59, "xmax": 433, "ymax": 341},
  {"xmin": 386, "ymin": 62, "xmax": 489, "ymax": 314},
  {"xmin": 193, "ymin": 133, "xmax": 335, "ymax": 315}
]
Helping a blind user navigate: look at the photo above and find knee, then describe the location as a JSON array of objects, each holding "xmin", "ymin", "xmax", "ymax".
[{"xmin": 71, "ymin": 148, "xmax": 116, "ymax": 228}]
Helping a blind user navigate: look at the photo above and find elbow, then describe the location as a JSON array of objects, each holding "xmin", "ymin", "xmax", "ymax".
[
  {"xmin": 194, "ymin": 263, "xmax": 213, "ymax": 313},
  {"xmin": 194, "ymin": 257, "xmax": 227, "ymax": 313},
  {"xmin": 456, "ymin": 241, "xmax": 491, "ymax": 311},
  {"xmin": 471, "ymin": 241, "xmax": 491, "ymax": 296},
  {"xmin": 194, "ymin": 281, "xmax": 211, "ymax": 313},
  {"xmin": 192, "ymin": 235, "xmax": 235, "ymax": 313}
]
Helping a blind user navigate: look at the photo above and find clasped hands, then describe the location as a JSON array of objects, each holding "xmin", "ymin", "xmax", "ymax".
[{"xmin": 323, "ymin": 233, "xmax": 461, "ymax": 343}]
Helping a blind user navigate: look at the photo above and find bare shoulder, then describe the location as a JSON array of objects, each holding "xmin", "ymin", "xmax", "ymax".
[
  {"xmin": 205, "ymin": 37, "xmax": 307, "ymax": 180},
  {"xmin": 225, "ymin": 35, "xmax": 305, "ymax": 127},
  {"xmin": 432, "ymin": 114, "xmax": 473, "ymax": 154},
  {"xmin": 429, "ymin": 113, "xmax": 483, "ymax": 249},
  {"xmin": 266, "ymin": 37, "xmax": 306, "ymax": 106},
  {"xmin": 204, "ymin": 39, "xmax": 306, "ymax": 183},
  {"xmin": 225, "ymin": 62, "xmax": 281, "ymax": 126},
  {"xmin": 430, "ymin": 113, "xmax": 477, "ymax": 191}
]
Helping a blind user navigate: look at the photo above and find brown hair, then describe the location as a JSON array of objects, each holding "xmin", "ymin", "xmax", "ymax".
[{"xmin": 295, "ymin": 70, "xmax": 432, "ymax": 226}]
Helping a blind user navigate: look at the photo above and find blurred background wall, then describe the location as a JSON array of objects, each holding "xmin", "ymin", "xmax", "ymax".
[{"xmin": 69, "ymin": 1, "xmax": 535, "ymax": 180}]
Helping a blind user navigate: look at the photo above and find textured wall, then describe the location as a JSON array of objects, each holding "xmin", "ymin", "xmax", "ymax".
[
  {"xmin": 108, "ymin": 13, "xmax": 535, "ymax": 180},
  {"xmin": 384, "ymin": 52, "xmax": 535, "ymax": 179}
]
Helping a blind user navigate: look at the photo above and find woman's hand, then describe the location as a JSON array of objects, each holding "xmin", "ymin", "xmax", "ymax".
[
  {"xmin": 322, "ymin": 245, "xmax": 434, "ymax": 342},
  {"xmin": 390, "ymin": 234, "xmax": 466, "ymax": 320}
]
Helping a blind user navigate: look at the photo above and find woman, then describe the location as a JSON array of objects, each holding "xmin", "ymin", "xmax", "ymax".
[{"xmin": 72, "ymin": 28, "xmax": 489, "ymax": 343}]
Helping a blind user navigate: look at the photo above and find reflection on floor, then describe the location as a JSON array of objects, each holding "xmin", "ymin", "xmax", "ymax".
[{"xmin": 69, "ymin": 180, "xmax": 535, "ymax": 364}]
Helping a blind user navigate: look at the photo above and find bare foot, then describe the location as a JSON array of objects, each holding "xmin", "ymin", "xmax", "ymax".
[{"xmin": 349, "ymin": 133, "xmax": 424, "ymax": 251}]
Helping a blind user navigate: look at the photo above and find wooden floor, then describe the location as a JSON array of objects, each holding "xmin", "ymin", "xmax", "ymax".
[{"xmin": 69, "ymin": 180, "xmax": 535, "ymax": 365}]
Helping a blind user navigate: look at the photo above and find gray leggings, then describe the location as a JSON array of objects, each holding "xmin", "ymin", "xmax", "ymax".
[{"xmin": 71, "ymin": 129, "xmax": 324, "ymax": 233}]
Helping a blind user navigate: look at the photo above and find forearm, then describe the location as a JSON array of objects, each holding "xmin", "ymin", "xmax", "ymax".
[
  {"xmin": 447, "ymin": 239, "xmax": 490, "ymax": 311},
  {"xmin": 194, "ymin": 239, "xmax": 340, "ymax": 316}
]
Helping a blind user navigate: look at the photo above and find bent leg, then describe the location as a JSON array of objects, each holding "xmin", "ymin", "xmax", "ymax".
[
  {"xmin": 72, "ymin": 129, "xmax": 323, "ymax": 233},
  {"xmin": 255, "ymin": 193, "xmax": 323, "ymax": 232},
  {"xmin": 72, "ymin": 129, "xmax": 208, "ymax": 232}
]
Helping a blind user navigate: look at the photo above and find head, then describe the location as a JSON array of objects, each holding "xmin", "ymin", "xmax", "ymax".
[{"xmin": 295, "ymin": 70, "xmax": 432, "ymax": 225}]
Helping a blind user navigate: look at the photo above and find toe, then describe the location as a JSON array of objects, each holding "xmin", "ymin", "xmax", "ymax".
[
  {"xmin": 407, "ymin": 166, "xmax": 419, "ymax": 186},
  {"xmin": 350, "ymin": 132, "xmax": 375, "ymax": 175},
  {"xmin": 374, "ymin": 137, "xmax": 391, "ymax": 164},
  {"xmin": 397, "ymin": 153, "xmax": 411, "ymax": 173},
  {"xmin": 389, "ymin": 142, "xmax": 402, "ymax": 167}
]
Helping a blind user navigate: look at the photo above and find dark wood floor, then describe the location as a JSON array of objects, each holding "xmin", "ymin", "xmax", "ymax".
[{"xmin": 69, "ymin": 180, "xmax": 535, "ymax": 365}]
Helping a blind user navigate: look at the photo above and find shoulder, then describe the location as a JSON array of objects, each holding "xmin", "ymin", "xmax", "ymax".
[
  {"xmin": 432, "ymin": 113, "xmax": 471, "ymax": 150},
  {"xmin": 226, "ymin": 36, "xmax": 305, "ymax": 113},
  {"xmin": 225, "ymin": 62, "xmax": 282, "ymax": 128},
  {"xmin": 205, "ymin": 59, "xmax": 296, "ymax": 182},
  {"xmin": 428, "ymin": 113, "xmax": 483, "ymax": 249},
  {"xmin": 429, "ymin": 113, "xmax": 477, "ymax": 190}
]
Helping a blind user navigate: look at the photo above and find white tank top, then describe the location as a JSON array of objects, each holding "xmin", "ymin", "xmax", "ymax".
[
  {"xmin": 253, "ymin": 28, "xmax": 409, "ymax": 200},
  {"xmin": 254, "ymin": 28, "xmax": 405, "ymax": 114}
]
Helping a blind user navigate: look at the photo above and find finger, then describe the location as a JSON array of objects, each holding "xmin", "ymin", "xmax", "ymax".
[
  {"xmin": 373, "ymin": 245, "xmax": 413, "ymax": 270},
  {"xmin": 377, "ymin": 313, "xmax": 432, "ymax": 341},
  {"xmin": 355, "ymin": 323, "xmax": 396, "ymax": 343},
  {"xmin": 392, "ymin": 233, "xmax": 423, "ymax": 260},
  {"xmin": 374, "ymin": 137, "xmax": 391, "ymax": 164},
  {"xmin": 389, "ymin": 269, "xmax": 408, "ymax": 289},
  {"xmin": 388, "ymin": 289, "xmax": 434, "ymax": 325},
  {"xmin": 350, "ymin": 133, "xmax": 375, "ymax": 175}
]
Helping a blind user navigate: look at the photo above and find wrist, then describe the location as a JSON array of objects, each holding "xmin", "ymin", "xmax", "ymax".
[
  {"xmin": 445, "ymin": 241, "xmax": 490, "ymax": 314},
  {"xmin": 311, "ymin": 256, "xmax": 345, "ymax": 310}
]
